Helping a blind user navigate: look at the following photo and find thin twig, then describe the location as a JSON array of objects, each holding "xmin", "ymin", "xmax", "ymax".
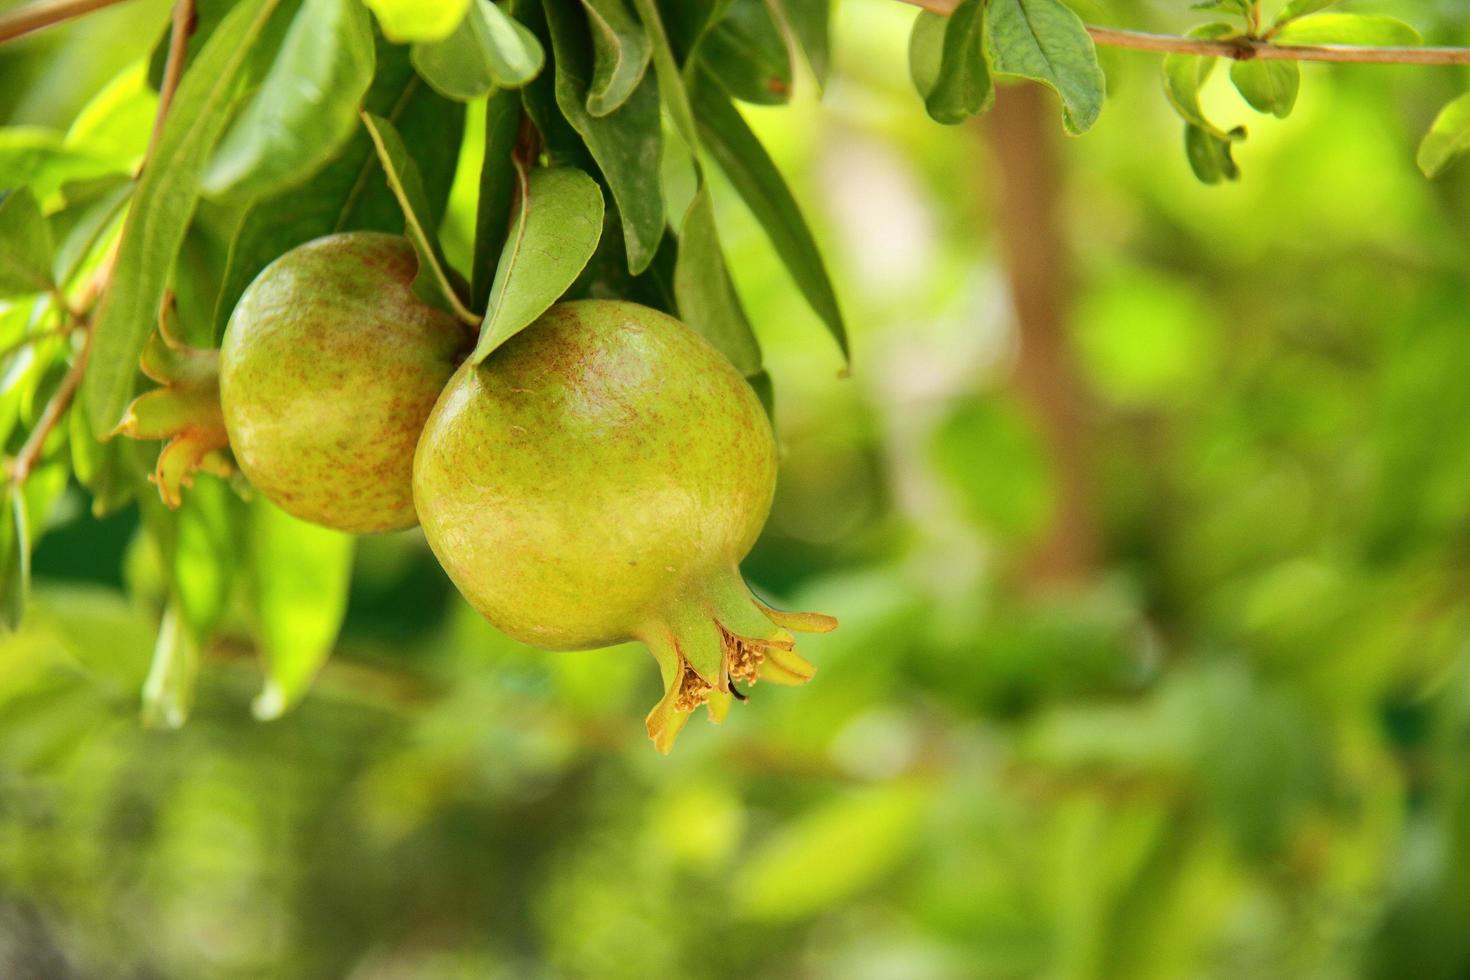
[
  {"xmin": 0, "ymin": 0, "xmax": 129, "ymax": 44},
  {"xmin": 142, "ymin": 0, "xmax": 195, "ymax": 170},
  {"xmin": 9, "ymin": 329, "xmax": 90, "ymax": 483},
  {"xmin": 896, "ymin": 0, "xmax": 1470, "ymax": 66}
]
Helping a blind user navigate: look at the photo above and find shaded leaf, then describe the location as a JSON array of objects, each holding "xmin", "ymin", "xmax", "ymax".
[
  {"xmin": 360, "ymin": 111, "xmax": 477, "ymax": 323},
  {"xmin": 770, "ymin": 0, "xmax": 831, "ymax": 90},
  {"xmin": 690, "ymin": 75, "xmax": 847, "ymax": 360},
  {"xmin": 472, "ymin": 88, "xmax": 524, "ymax": 311},
  {"xmin": 581, "ymin": 0, "xmax": 653, "ymax": 116},
  {"xmin": 172, "ymin": 473, "xmax": 242, "ymax": 642},
  {"xmin": 674, "ymin": 185, "xmax": 762, "ymax": 377},
  {"xmin": 0, "ymin": 188, "xmax": 55, "ymax": 299},
  {"xmin": 544, "ymin": 0, "xmax": 664, "ymax": 274},
  {"xmin": 248, "ymin": 497, "xmax": 354, "ymax": 720},
  {"xmin": 985, "ymin": 0, "xmax": 1105, "ymax": 134},
  {"xmin": 1185, "ymin": 122, "xmax": 1241, "ymax": 184},
  {"xmin": 471, "ymin": 166, "xmax": 604, "ymax": 364},
  {"xmin": 911, "ymin": 2, "xmax": 991, "ymax": 126},
  {"xmin": 701, "ymin": 0, "xmax": 792, "ymax": 105},
  {"xmin": 1230, "ymin": 59, "xmax": 1299, "ymax": 119},
  {"xmin": 203, "ymin": 0, "xmax": 377, "ymax": 203},
  {"xmin": 82, "ymin": 0, "xmax": 284, "ymax": 435}
]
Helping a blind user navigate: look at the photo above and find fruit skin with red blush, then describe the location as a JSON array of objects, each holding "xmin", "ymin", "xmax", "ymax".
[
  {"xmin": 412, "ymin": 299, "xmax": 835, "ymax": 753},
  {"xmin": 219, "ymin": 232, "xmax": 469, "ymax": 533}
]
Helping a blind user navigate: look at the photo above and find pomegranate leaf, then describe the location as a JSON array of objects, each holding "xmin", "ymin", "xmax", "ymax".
[
  {"xmin": 1420, "ymin": 93, "xmax": 1470, "ymax": 178},
  {"xmin": 700, "ymin": 0, "xmax": 792, "ymax": 106},
  {"xmin": 544, "ymin": 0, "xmax": 663, "ymax": 274},
  {"xmin": 985, "ymin": 0, "xmax": 1104, "ymax": 135},
  {"xmin": 581, "ymin": 0, "xmax": 652, "ymax": 117},
  {"xmin": 83, "ymin": 0, "xmax": 284, "ymax": 435},
  {"xmin": 471, "ymin": 88, "xmax": 522, "ymax": 312},
  {"xmin": 362, "ymin": 0, "xmax": 469, "ymax": 43},
  {"xmin": 471, "ymin": 166, "xmax": 604, "ymax": 364},
  {"xmin": 248, "ymin": 498, "xmax": 354, "ymax": 721},
  {"xmin": 214, "ymin": 42, "xmax": 462, "ymax": 338},
  {"xmin": 140, "ymin": 601, "xmax": 196, "ymax": 730},
  {"xmin": 359, "ymin": 110, "xmax": 478, "ymax": 325},
  {"xmin": 412, "ymin": 0, "xmax": 545, "ymax": 100},
  {"xmin": 202, "ymin": 0, "xmax": 377, "ymax": 204},
  {"xmin": 690, "ymin": 74, "xmax": 848, "ymax": 361},
  {"xmin": 674, "ymin": 184, "xmax": 762, "ymax": 377},
  {"xmin": 0, "ymin": 187, "xmax": 54, "ymax": 299}
]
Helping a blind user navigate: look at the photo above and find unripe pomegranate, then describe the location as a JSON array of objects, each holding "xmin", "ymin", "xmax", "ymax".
[
  {"xmin": 220, "ymin": 232, "xmax": 470, "ymax": 533},
  {"xmin": 413, "ymin": 300, "xmax": 835, "ymax": 752}
]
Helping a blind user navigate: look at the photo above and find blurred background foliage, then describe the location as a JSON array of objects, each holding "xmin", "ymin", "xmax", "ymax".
[{"xmin": 7, "ymin": 0, "xmax": 1470, "ymax": 977}]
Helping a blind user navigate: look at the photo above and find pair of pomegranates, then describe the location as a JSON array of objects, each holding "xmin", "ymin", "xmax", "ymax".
[{"xmin": 212, "ymin": 232, "xmax": 832, "ymax": 752}]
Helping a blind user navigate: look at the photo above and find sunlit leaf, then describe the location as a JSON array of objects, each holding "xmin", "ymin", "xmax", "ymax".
[
  {"xmin": 203, "ymin": 0, "xmax": 377, "ymax": 203},
  {"xmin": 1419, "ymin": 93, "xmax": 1470, "ymax": 179},
  {"xmin": 471, "ymin": 166, "xmax": 604, "ymax": 364},
  {"xmin": 83, "ymin": 0, "xmax": 284, "ymax": 435},
  {"xmin": 412, "ymin": 0, "xmax": 545, "ymax": 100},
  {"xmin": 139, "ymin": 600, "xmax": 197, "ymax": 730},
  {"xmin": 248, "ymin": 498, "xmax": 354, "ymax": 720},
  {"xmin": 363, "ymin": 0, "xmax": 470, "ymax": 42},
  {"xmin": 1272, "ymin": 13, "xmax": 1421, "ymax": 47}
]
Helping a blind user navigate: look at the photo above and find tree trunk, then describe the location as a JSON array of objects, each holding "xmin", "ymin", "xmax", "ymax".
[{"xmin": 982, "ymin": 83, "xmax": 1100, "ymax": 586}]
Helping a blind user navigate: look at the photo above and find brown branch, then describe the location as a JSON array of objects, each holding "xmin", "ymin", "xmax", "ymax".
[
  {"xmin": 142, "ymin": 0, "xmax": 196, "ymax": 171},
  {"xmin": 896, "ymin": 0, "xmax": 1470, "ymax": 66},
  {"xmin": 0, "ymin": 0, "xmax": 130, "ymax": 44}
]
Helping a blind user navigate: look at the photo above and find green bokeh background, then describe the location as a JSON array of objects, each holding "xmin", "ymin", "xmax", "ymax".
[{"xmin": 7, "ymin": 1, "xmax": 1470, "ymax": 976}]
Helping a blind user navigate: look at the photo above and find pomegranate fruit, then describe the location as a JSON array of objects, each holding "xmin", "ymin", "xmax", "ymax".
[
  {"xmin": 412, "ymin": 300, "xmax": 835, "ymax": 752},
  {"xmin": 220, "ymin": 232, "xmax": 469, "ymax": 533}
]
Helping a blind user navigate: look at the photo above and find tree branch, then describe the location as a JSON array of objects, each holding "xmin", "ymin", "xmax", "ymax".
[
  {"xmin": 896, "ymin": 0, "xmax": 1470, "ymax": 67},
  {"xmin": 0, "ymin": 0, "xmax": 130, "ymax": 44}
]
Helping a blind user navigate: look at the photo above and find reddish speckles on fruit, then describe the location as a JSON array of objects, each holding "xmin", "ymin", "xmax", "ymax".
[
  {"xmin": 412, "ymin": 299, "xmax": 835, "ymax": 753},
  {"xmin": 219, "ymin": 232, "xmax": 470, "ymax": 533}
]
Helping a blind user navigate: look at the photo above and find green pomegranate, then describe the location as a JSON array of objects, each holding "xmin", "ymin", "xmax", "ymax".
[
  {"xmin": 220, "ymin": 232, "xmax": 470, "ymax": 533},
  {"xmin": 413, "ymin": 300, "xmax": 835, "ymax": 752}
]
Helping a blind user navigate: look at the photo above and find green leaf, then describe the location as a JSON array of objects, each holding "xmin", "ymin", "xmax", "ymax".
[
  {"xmin": 472, "ymin": 88, "xmax": 524, "ymax": 311},
  {"xmin": 1185, "ymin": 122, "xmax": 1241, "ymax": 184},
  {"xmin": 363, "ymin": 0, "xmax": 470, "ymax": 42},
  {"xmin": 359, "ymin": 110, "xmax": 478, "ymax": 323},
  {"xmin": 769, "ymin": 0, "xmax": 831, "ymax": 90},
  {"xmin": 1162, "ymin": 24, "xmax": 1238, "ymax": 141},
  {"xmin": 172, "ymin": 474, "xmax": 242, "ymax": 642},
  {"xmin": 581, "ymin": 0, "xmax": 653, "ymax": 116},
  {"xmin": 1273, "ymin": 0, "xmax": 1342, "ymax": 27},
  {"xmin": 214, "ymin": 42, "xmax": 463, "ymax": 337},
  {"xmin": 544, "ymin": 0, "xmax": 664, "ymax": 274},
  {"xmin": 0, "ymin": 188, "xmax": 55, "ymax": 299},
  {"xmin": 49, "ymin": 177, "xmax": 132, "ymax": 287},
  {"xmin": 701, "ymin": 0, "xmax": 792, "ymax": 105},
  {"xmin": 0, "ymin": 129, "xmax": 119, "ymax": 204},
  {"xmin": 691, "ymin": 75, "xmax": 847, "ymax": 360},
  {"xmin": 471, "ymin": 166, "xmax": 604, "ymax": 364},
  {"xmin": 674, "ymin": 185, "xmax": 762, "ymax": 377},
  {"xmin": 1418, "ymin": 93, "xmax": 1470, "ymax": 179},
  {"xmin": 139, "ymin": 600, "xmax": 198, "ymax": 730},
  {"xmin": 248, "ymin": 497, "xmax": 354, "ymax": 721},
  {"xmin": 82, "ymin": 0, "xmax": 284, "ymax": 436},
  {"xmin": 733, "ymin": 785, "xmax": 927, "ymax": 921},
  {"xmin": 1230, "ymin": 58, "xmax": 1299, "ymax": 119},
  {"xmin": 412, "ymin": 0, "xmax": 545, "ymax": 99},
  {"xmin": 0, "ymin": 488, "xmax": 30, "ymax": 632},
  {"xmin": 910, "ymin": 2, "xmax": 992, "ymax": 126},
  {"xmin": 628, "ymin": 0, "xmax": 698, "ymax": 148},
  {"xmin": 985, "ymin": 0, "xmax": 1105, "ymax": 135},
  {"xmin": 1272, "ymin": 13, "xmax": 1421, "ymax": 47},
  {"xmin": 202, "ymin": 0, "xmax": 377, "ymax": 203}
]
